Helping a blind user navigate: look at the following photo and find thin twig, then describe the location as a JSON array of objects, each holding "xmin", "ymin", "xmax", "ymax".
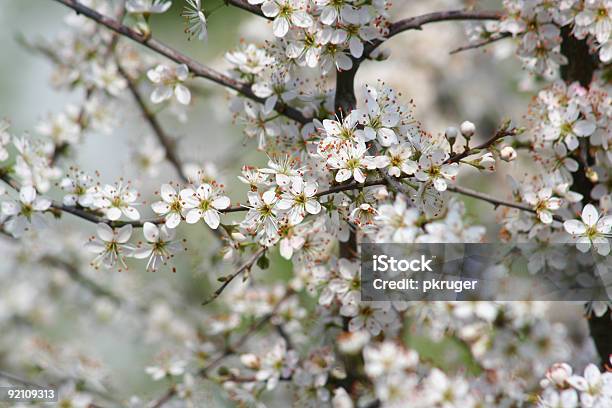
[
  {"xmin": 450, "ymin": 32, "xmax": 512, "ymax": 54},
  {"xmin": 51, "ymin": 0, "xmax": 309, "ymax": 124},
  {"xmin": 446, "ymin": 126, "xmax": 517, "ymax": 164},
  {"xmin": 117, "ymin": 64, "xmax": 189, "ymax": 182},
  {"xmin": 149, "ymin": 387, "xmax": 176, "ymax": 408},
  {"xmin": 447, "ymin": 184, "xmax": 563, "ymax": 222},
  {"xmin": 202, "ymin": 246, "xmax": 266, "ymax": 305},
  {"xmin": 150, "ymin": 292, "xmax": 292, "ymax": 408},
  {"xmin": 226, "ymin": 0, "xmax": 267, "ymax": 18},
  {"xmin": 363, "ymin": 9, "xmax": 502, "ymax": 59}
]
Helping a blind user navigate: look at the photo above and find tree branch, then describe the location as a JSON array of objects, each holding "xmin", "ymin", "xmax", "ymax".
[
  {"xmin": 117, "ymin": 64, "xmax": 189, "ymax": 182},
  {"xmin": 150, "ymin": 291, "xmax": 293, "ymax": 408},
  {"xmin": 446, "ymin": 123, "xmax": 518, "ymax": 164},
  {"xmin": 202, "ymin": 246, "xmax": 266, "ymax": 305},
  {"xmin": 0, "ymin": 173, "xmax": 251, "ymax": 229},
  {"xmin": 449, "ymin": 32, "xmax": 512, "ymax": 55},
  {"xmin": 226, "ymin": 0, "xmax": 266, "ymax": 18},
  {"xmin": 558, "ymin": 25, "xmax": 611, "ymax": 366},
  {"xmin": 363, "ymin": 9, "xmax": 502, "ymax": 59},
  {"xmin": 51, "ymin": 0, "xmax": 309, "ymax": 124},
  {"xmin": 447, "ymin": 185, "xmax": 562, "ymax": 222}
]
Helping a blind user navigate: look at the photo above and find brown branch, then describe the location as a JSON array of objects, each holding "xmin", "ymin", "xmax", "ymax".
[
  {"xmin": 0, "ymin": 173, "xmax": 253, "ymax": 229},
  {"xmin": 202, "ymin": 246, "xmax": 266, "ymax": 305},
  {"xmin": 151, "ymin": 292, "xmax": 292, "ymax": 408},
  {"xmin": 116, "ymin": 64, "xmax": 189, "ymax": 182},
  {"xmin": 450, "ymin": 32, "xmax": 512, "ymax": 55},
  {"xmin": 149, "ymin": 387, "xmax": 176, "ymax": 408},
  {"xmin": 51, "ymin": 0, "xmax": 309, "ymax": 124},
  {"xmin": 363, "ymin": 9, "xmax": 502, "ymax": 59},
  {"xmin": 226, "ymin": 0, "xmax": 266, "ymax": 18},
  {"xmin": 446, "ymin": 124, "xmax": 518, "ymax": 164},
  {"xmin": 447, "ymin": 185, "xmax": 562, "ymax": 222}
]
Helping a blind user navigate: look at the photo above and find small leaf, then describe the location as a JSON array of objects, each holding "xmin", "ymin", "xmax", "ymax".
[{"xmin": 256, "ymin": 255, "xmax": 270, "ymax": 270}]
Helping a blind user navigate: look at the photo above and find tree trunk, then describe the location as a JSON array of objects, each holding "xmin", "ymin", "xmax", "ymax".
[{"xmin": 559, "ymin": 27, "xmax": 611, "ymax": 366}]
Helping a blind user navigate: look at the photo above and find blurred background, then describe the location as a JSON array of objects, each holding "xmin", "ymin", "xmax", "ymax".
[{"xmin": 0, "ymin": 1, "xmax": 591, "ymax": 406}]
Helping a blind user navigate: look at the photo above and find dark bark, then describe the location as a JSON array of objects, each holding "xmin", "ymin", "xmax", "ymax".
[
  {"xmin": 335, "ymin": 65, "xmax": 360, "ymax": 261},
  {"xmin": 560, "ymin": 27, "xmax": 611, "ymax": 366}
]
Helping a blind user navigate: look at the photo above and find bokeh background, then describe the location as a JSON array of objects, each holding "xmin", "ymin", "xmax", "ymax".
[{"xmin": 0, "ymin": 1, "xmax": 591, "ymax": 406}]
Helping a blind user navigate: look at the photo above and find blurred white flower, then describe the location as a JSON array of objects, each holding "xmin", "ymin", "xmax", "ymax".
[
  {"xmin": 1, "ymin": 186, "xmax": 51, "ymax": 237},
  {"xmin": 147, "ymin": 64, "xmax": 191, "ymax": 105}
]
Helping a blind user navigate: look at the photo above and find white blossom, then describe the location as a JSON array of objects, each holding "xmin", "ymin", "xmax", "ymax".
[
  {"xmin": 134, "ymin": 222, "xmax": 182, "ymax": 271},
  {"xmin": 85, "ymin": 223, "xmax": 134, "ymax": 270},
  {"xmin": 180, "ymin": 184, "xmax": 230, "ymax": 229},
  {"xmin": 563, "ymin": 203, "xmax": 612, "ymax": 255},
  {"xmin": 1, "ymin": 186, "xmax": 51, "ymax": 237},
  {"xmin": 147, "ymin": 64, "xmax": 191, "ymax": 105}
]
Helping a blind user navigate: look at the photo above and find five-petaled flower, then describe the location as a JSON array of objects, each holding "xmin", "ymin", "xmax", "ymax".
[
  {"xmin": 85, "ymin": 223, "xmax": 135, "ymax": 270},
  {"xmin": 1, "ymin": 186, "xmax": 51, "ymax": 237},
  {"xmin": 180, "ymin": 184, "xmax": 231, "ymax": 229},
  {"xmin": 134, "ymin": 222, "xmax": 183, "ymax": 272},
  {"xmin": 563, "ymin": 204, "xmax": 612, "ymax": 255},
  {"xmin": 147, "ymin": 64, "xmax": 191, "ymax": 105},
  {"xmin": 277, "ymin": 178, "xmax": 321, "ymax": 225}
]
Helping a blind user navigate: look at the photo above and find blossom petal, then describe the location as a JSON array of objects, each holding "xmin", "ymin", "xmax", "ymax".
[
  {"xmin": 204, "ymin": 210, "xmax": 220, "ymax": 229},
  {"xmin": 564, "ymin": 219, "xmax": 587, "ymax": 235},
  {"xmin": 581, "ymin": 204, "xmax": 599, "ymax": 227}
]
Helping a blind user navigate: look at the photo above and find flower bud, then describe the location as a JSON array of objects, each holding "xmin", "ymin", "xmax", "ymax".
[
  {"xmin": 545, "ymin": 363, "xmax": 572, "ymax": 387},
  {"xmin": 445, "ymin": 126, "xmax": 458, "ymax": 142},
  {"xmin": 460, "ymin": 121, "xmax": 476, "ymax": 138},
  {"xmin": 586, "ymin": 167, "xmax": 598, "ymax": 183},
  {"xmin": 500, "ymin": 146, "xmax": 517, "ymax": 162},
  {"xmin": 477, "ymin": 152, "xmax": 496, "ymax": 172}
]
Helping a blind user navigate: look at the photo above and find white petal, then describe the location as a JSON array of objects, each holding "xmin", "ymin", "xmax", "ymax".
[
  {"xmin": 276, "ymin": 198, "xmax": 293, "ymax": 210},
  {"xmin": 151, "ymin": 85, "xmax": 173, "ymax": 104},
  {"xmin": 336, "ymin": 169, "xmax": 351, "ymax": 183},
  {"xmin": 305, "ymin": 200, "xmax": 321, "ymax": 214},
  {"xmin": 576, "ymin": 236, "xmax": 592, "ymax": 253},
  {"xmin": 353, "ymin": 168, "xmax": 365, "ymax": 183},
  {"xmin": 261, "ymin": 1, "xmax": 279, "ymax": 17},
  {"xmin": 160, "ymin": 184, "xmax": 176, "ymax": 201},
  {"xmin": 185, "ymin": 209, "xmax": 203, "ymax": 224},
  {"xmin": 272, "ymin": 17, "xmax": 289, "ymax": 37},
  {"xmin": 592, "ymin": 237, "xmax": 610, "ymax": 256},
  {"xmin": 106, "ymin": 207, "xmax": 122, "ymax": 221},
  {"xmin": 581, "ymin": 204, "xmax": 599, "ymax": 227},
  {"xmin": 564, "ymin": 220, "xmax": 587, "ymax": 235},
  {"xmin": 291, "ymin": 11, "xmax": 313, "ymax": 28},
  {"xmin": 174, "ymin": 84, "xmax": 191, "ymax": 105},
  {"xmin": 151, "ymin": 201, "xmax": 171, "ymax": 215},
  {"xmin": 96, "ymin": 223, "xmax": 114, "ymax": 241},
  {"xmin": 116, "ymin": 224, "xmax": 133, "ymax": 243},
  {"xmin": 165, "ymin": 212, "xmax": 181, "ymax": 229},
  {"xmin": 572, "ymin": 120, "xmax": 596, "ymax": 137},
  {"xmin": 143, "ymin": 222, "xmax": 159, "ymax": 242},
  {"xmin": 123, "ymin": 206, "xmax": 140, "ymax": 221},
  {"xmin": 204, "ymin": 210, "xmax": 220, "ymax": 229},
  {"xmin": 212, "ymin": 195, "xmax": 230, "ymax": 210},
  {"xmin": 19, "ymin": 186, "xmax": 36, "ymax": 204}
]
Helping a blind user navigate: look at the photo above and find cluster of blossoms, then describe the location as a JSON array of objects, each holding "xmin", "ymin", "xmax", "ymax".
[
  {"xmin": 473, "ymin": 0, "xmax": 612, "ymax": 75},
  {"xmin": 493, "ymin": 78, "xmax": 612, "ymax": 319},
  {"xmin": 539, "ymin": 359, "xmax": 612, "ymax": 407},
  {"xmin": 0, "ymin": 0, "xmax": 611, "ymax": 407}
]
